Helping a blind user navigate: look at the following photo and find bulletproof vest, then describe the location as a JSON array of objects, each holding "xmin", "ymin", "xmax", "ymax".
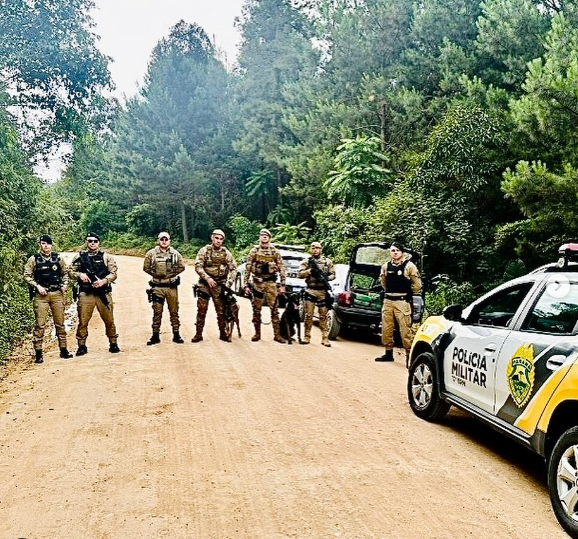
[
  {"xmin": 385, "ymin": 260, "xmax": 412, "ymax": 294},
  {"xmin": 307, "ymin": 256, "xmax": 331, "ymax": 287},
  {"xmin": 34, "ymin": 253, "xmax": 62, "ymax": 288},
  {"xmin": 78, "ymin": 251, "xmax": 109, "ymax": 291},
  {"xmin": 151, "ymin": 249, "xmax": 179, "ymax": 279},
  {"xmin": 252, "ymin": 246, "xmax": 278, "ymax": 276},
  {"xmin": 203, "ymin": 246, "xmax": 229, "ymax": 279}
]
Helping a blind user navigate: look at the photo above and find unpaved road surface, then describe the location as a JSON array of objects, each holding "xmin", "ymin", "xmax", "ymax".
[{"xmin": 0, "ymin": 255, "xmax": 568, "ymax": 538}]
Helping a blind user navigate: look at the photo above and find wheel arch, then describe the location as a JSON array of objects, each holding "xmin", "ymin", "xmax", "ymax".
[{"xmin": 544, "ymin": 400, "xmax": 578, "ymax": 460}]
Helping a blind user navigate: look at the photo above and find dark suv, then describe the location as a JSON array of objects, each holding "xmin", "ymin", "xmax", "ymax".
[{"xmin": 332, "ymin": 242, "xmax": 424, "ymax": 338}]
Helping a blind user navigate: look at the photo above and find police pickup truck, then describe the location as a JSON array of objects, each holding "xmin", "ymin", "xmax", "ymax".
[{"xmin": 407, "ymin": 244, "xmax": 578, "ymax": 537}]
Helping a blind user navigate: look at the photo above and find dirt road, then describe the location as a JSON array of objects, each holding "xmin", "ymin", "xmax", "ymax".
[{"xmin": 0, "ymin": 255, "xmax": 567, "ymax": 538}]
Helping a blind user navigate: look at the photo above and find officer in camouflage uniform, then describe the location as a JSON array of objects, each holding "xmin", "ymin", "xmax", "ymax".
[
  {"xmin": 375, "ymin": 242, "xmax": 421, "ymax": 363},
  {"xmin": 243, "ymin": 229, "xmax": 287, "ymax": 343},
  {"xmin": 23, "ymin": 235, "xmax": 73, "ymax": 363},
  {"xmin": 143, "ymin": 231, "xmax": 186, "ymax": 345},
  {"xmin": 192, "ymin": 229, "xmax": 237, "ymax": 342},
  {"xmin": 70, "ymin": 233, "xmax": 120, "ymax": 356},
  {"xmin": 298, "ymin": 241, "xmax": 336, "ymax": 347}
]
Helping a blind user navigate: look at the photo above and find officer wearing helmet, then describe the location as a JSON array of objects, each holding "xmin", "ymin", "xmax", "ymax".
[
  {"xmin": 375, "ymin": 241, "xmax": 421, "ymax": 363},
  {"xmin": 23, "ymin": 235, "xmax": 73, "ymax": 363},
  {"xmin": 243, "ymin": 228, "xmax": 287, "ymax": 343},
  {"xmin": 192, "ymin": 229, "xmax": 237, "ymax": 342}
]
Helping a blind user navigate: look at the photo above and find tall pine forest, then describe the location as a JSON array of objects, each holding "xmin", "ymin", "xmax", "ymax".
[{"xmin": 1, "ymin": 0, "xmax": 578, "ymax": 360}]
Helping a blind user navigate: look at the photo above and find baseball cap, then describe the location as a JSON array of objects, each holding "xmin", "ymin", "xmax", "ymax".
[{"xmin": 158, "ymin": 232, "xmax": 170, "ymax": 240}]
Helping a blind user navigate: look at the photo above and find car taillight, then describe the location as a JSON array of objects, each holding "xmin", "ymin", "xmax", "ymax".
[{"xmin": 337, "ymin": 291, "xmax": 352, "ymax": 307}]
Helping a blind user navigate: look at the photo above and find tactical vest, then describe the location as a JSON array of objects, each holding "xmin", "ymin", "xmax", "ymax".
[
  {"xmin": 385, "ymin": 260, "xmax": 412, "ymax": 294},
  {"xmin": 203, "ymin": 246, "xmax": 229, "ymax": 279},
  {"xmin": 251, "ymin": 246, "xmax": 279, "ymax": 277},
  {"xmin": 306, "ymin": 256, "xmax": 331, "ymax": 288},
  {"xmin": 151, "ymin": 248, "xmax": 179, "ymax": 280},
  {"xmin": 78, "ymin": 251, "xmax": 110, "ymax": 292},
  {"xmin": 34, "ymin": 253, "xmax": 62, "ymax": 288}
]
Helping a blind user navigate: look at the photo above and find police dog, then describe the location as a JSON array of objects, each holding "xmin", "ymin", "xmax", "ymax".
[
  {"xmin": 279, "ymin": 292, "xmax": 302, "ymax": 344},
  {"xmin": 221, "ymin": 285, "xmax": 241, "ymax": 342}
]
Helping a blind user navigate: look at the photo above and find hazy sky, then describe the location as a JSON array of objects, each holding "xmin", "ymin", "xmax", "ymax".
[{"xmin": 91, "ymin": 0, "xmax": 244, "ymax": 98}]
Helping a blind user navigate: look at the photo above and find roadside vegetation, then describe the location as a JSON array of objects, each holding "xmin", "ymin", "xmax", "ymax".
[{"xmin": 1, "ymin": 0, "xmax": 577, "ymax": 359}]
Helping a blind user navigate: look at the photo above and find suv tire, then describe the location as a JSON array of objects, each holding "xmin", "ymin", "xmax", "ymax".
[
  {"xmin": 407, "ymin": 352, "xmax": 450, "ymax": 421},
  {"xmin": 548, "ymin": 426, "xmax": 578, "ymax": 538},
  {"xmin": 327, "ymin": 310, "xmax": 341, "ymax": 340}
]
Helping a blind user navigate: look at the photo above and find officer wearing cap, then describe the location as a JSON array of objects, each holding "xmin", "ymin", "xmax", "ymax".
[
  {"xmin": 23, "ymin": 235, "xmax": 73, "ymax": 363},
  {"xmin": 243, "ymin": 228, "xmax": 287, "ymax": 343},
  {"xmin": 192, "ymin": 229, "xmax": 237, "ymax": 342},
  {"xmin": 375, "ymin": 241, "xmax": 421, "ymax": 363},
  {"xmin": 70, "ymin": 233, "xmax": 120, "ymax": 356},
  {"xmin": 143, "ymin": 232, "xmax": 186, "ymax": 345},
  {"xmin": 298, "ymin": 241, "xmax": 335, "ymax": 346}
]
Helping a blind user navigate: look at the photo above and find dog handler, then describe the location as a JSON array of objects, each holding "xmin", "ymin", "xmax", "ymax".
[{"xmin": 192, "ymin": 229, "xmax": 237, "ymax": 342}]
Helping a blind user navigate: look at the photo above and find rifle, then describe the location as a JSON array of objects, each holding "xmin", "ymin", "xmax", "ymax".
[
  {"xmin": 78, "ymin": 253, "xmax": 111, "ymax": 308},
  {"xmin": 308, "ymin": 257, "xmax": 334, "ymax": 310}
]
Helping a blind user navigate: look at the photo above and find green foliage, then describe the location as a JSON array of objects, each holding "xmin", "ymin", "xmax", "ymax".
[
  {"xmin": 324, "ymin": 134, "xmax": 393, "ymax": 208},
  {"xmin": 79, "ymin": 200, "xmax": 125, "ymax": 237},
  {"xmin": 271, "ymin": 222, "xmax": 311, "ymax": 244},
  {"xmin": 425, "ymin": 278, "xmax": 477, "ymax": 317},
  {"xmin": 125, "ymin": 204, "xmax": 164, "ymax": 237},
  {"xmin": 228, "ymin": 215, "xmax": 263, "ymax": 250}
]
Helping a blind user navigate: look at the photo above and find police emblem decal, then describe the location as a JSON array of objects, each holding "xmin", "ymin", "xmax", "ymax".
[
  {"xmin": 52, "ymin": 265, "xmax": 58, "ymax": 271},
  {"xmin": 506, "ymin": 344, "xmax": 536, "ymax": 408}
]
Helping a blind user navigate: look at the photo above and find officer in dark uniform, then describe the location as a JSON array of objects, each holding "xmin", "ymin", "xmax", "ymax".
[
  {"xmin": 23, "ymin": 235, "xmax": 73, "ymax": 363},
  {"xmin": 375, "ymin": 242, "xmax": 421, "ymax": 362},
  {"xmin": 70, "ymin": 233, "xmax": 120, "ymax": 356}
]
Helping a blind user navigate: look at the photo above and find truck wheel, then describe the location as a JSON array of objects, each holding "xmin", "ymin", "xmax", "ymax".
[
  {"xmin": 407, "ymin": 352, "xmax": 450, "ymax": 421},
  {"xmin": 548, "ymin": 426, "xmax": 578, "ymax": 538},
  {"xmin": 327, "ymin": 310, "xmax": 341, "ymax": 340}
]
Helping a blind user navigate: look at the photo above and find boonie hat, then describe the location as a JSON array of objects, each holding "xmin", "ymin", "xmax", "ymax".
[{"xmin": 39, "ymin": 234, "xmax": 53, "ymax": 244}]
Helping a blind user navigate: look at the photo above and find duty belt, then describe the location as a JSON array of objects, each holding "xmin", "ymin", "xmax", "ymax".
[
  {"xmin": 254, "ymin": 275, "xmax": 277, "ymax": 283},
  {"xmin": 385, "ymin": 295, "xmax": 407, "ymax": 301},
  {"xmin": 150, "ymin": 279, "xmax": 180, "ymax": 288},
  {"xmin": 46, "ymin": 285, "xmax": 63, "ymax": 292}
]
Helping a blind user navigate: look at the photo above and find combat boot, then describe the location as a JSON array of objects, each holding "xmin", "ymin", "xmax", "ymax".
[
  {"xmin": 251, "ymin": 324, "xmax": 261, "ymax": 342},
  {"xmin": 321, "ymin": 338, "xmax": 331, "ymax": 348},
  {"xmin": 172, "ymin": 332, "xmax": 184, "ymax": 344},
  {"xmin": 375, "ymin": 349, "xmax": 394, "ymax": 362},
  {"xmin": 147, "ymin": 332, "xmax": 160, "ymax": 346},
  {"xmin": 35, "ymin": 350, "xmax": 44, "ymax": 364},
  {"xmin": 60, "ymin": 347, "xmax": 73, "ymax": 359},
  {"xmin": 191, "ymin": 333, "xmax": 203, "ymax": 343},
  {"xmin": 109, "ymin": 343, "xmax": 121, "ymax": 353},
  {"xmin": 76, "ymin": 344, "xmax": 88, "ymax": 356}
]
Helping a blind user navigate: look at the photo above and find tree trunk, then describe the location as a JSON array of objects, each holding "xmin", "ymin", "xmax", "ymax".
[{"xmin": 181, "ymin": 202, "xmax": 189, "ymax": 243}]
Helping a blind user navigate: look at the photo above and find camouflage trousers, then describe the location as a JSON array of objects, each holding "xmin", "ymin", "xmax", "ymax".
[
  {"xmin": 303, "ymin": 289, "xmax": 329, "ymax": 341},
  {"xmin": 381, "ymin": 298, "xmax": 413, "ymax": 351},
  {"xmin": 76, "ymin": 292, "xmax": 118, "ymax": 345},
  {"xmin": 32, "ymin": 290, "xmax": 68, "ymax": 351},
  {"xmin": 195, "ymin": 281, "xmax": 226, "ymax": 334},
  {"xmin": 251, "ymin": 280, "xmax": 280, "ymax": 330},
  {"xmin": 150, "ymin": 286, "xmax": 180, "ymax": 332}
]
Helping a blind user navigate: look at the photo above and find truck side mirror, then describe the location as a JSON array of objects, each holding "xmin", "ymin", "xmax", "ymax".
[{"xmin": 443, "ymin": 304, "xmax": 463, "ymax": 322}]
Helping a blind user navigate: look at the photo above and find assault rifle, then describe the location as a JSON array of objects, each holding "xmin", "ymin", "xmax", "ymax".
[
  {"xmin": 308, "ymin": 257, "xmax": 334, "ymax": 310},
  {"xmin": 78, "ymin": 253, "xmax": 110, "ymax": 308}
]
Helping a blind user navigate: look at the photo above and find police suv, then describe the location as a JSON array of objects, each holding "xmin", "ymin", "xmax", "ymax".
[{"xmin": 407, "ymin": 244, "xmax": 578, "ymax": 537}]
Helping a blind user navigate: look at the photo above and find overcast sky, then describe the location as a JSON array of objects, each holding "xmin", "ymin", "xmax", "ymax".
[{"xmin": 90, "ymin": 0, "xmax": 244, "ymax": 98}]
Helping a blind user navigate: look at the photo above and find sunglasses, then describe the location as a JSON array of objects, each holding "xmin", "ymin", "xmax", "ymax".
[
  {"xmin": 87, "ymin": 239, "xmax": 99, "ymax": 244},
  {"xmin": 159, "ymin": 237, "xmax": 169, "ymax": 241}
]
